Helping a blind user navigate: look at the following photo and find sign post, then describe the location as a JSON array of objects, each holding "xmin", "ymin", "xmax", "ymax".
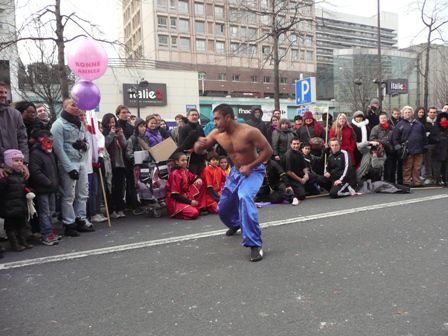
[{"xmin": 295, "ymin": 77, "xmax": 316, "ymax": 105}]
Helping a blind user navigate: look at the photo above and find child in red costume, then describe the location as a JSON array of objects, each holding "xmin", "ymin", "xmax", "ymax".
[
  {"xmin": 202, "ymin": 151, "xmax": 227, "ymax": 214},
  {"xmin": 166, "ymin": 152, "xmax": 205, "ymax": 219}
]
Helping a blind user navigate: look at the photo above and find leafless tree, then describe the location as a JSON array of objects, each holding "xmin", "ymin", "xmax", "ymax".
[
  {"xmin": 417, "ymin": 0, "xmax": 448, "ymax": 109},
  {"xmin": 0, "ymin": 0, "xmax": 122, "ymax": 100},
  {"xmin": 229, "ymin": 0, "xmax": 319, "ymax": 109},
  {"xmin": 431, "ymin": 46, "xmax": 448, "ymax": 106}
]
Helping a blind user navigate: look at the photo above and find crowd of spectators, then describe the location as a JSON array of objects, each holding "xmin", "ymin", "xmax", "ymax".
[{"xmin": 1, "ymin": 80, "xmax": 447, "ymax": 258}]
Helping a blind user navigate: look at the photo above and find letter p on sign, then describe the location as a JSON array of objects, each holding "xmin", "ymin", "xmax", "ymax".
[{"xmin": 295, "ymin": 77, "xmax": 316, "ymax": 105}]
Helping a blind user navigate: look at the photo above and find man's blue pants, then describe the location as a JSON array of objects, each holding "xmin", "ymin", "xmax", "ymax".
[{"xmin": 218, "ymin": 164, "xmax": 264, "ymax": 247}]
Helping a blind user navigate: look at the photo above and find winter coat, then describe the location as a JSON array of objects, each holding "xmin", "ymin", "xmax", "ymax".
[
  {"xmin": 246, "ymin": 110, "xmax": 268, "ymax": 139},
  {"xmin": 272, "ymin": 128, "xmax": 295, "ymax": 157},
  {"xmin": 51, "ymin": 114, "xmax": 89, "ymax": 173},
  {"xmin": 28, "ymin": 144, "xmax": 59, "ymax": 194},
  {"xmin": 177, "ymin": 121, "xmax": 206, "ymax": 168},
  {"xmin": 126, "ymin": 134, "xmax": 150, "ymax": 163},
  {"xmin": 116, "ymin": 119, "xmax": 135, "ymax": 140},
  {"xmin": 327, "ymin": 149, "xmax": 355, "ymax": 184},
  {"xmin": 0, "ymin": 170, "xmax": 27, "ymax": 219},
  {"xmin": 295, "ymin": 122, "xmax": 324, "ymax": 144},
  {"xmin": 370, "ymin": 124, "xmax": 393, "ymax": 154},
  {"xmin": 428, "ymin": 112, "xmax": 448, "ymax": 161},
  {"xmin": 329, "ymin": 125, "xmax": 356, "ymax": 166},
  {"xmin": 391, "ymin": 119, "xmax": 426, "ymax": 155},
  {"xmin": 0, "ymin": 104, "xmax": 29, "ymax": 164}
]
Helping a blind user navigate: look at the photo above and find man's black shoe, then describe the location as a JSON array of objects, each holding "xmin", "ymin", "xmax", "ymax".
[
  {"xmin": 250, "ymin": 247, "xmax": 263, "ymax": 262},
  {"xmin": 75, "ymin": 219, "xmax": 95, "ymax": 232},
  {"xmin": 64, "ymin": 224, "xmax": 80, "ymax": 237},
  {"xmin": 225, "ymin": 227, "xmax": 239, "ymax": 236}
]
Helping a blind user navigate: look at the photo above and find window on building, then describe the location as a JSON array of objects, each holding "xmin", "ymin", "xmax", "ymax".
[
  {"xmin": 263, "ymin": 76, "xmax": 271, "ymax": 83},
  {"xmin": 179, "ymin": 19, "xmax": 189, "ymax": 33},
  {"xmin": 198, "ymin": 72, "xmax": 206, "ymax": 80},
  {"xmin": 291, "ymin": 49, "xmax": 299, "ymax": 61},
  {"xmin": 178, "ymin": 0, "xmax": 188, "ymax": 13},
  {"xmin": 169, "ymin": 0, "xmax": 177, "ymax": 9},
  {"xmin": 262, "ymin": 46, "xmax": 270, "ymax": 55},
  {"xmin": 157, "ymin": 0, "xmax": 168, "ymax": 8},
  {"xmin": 157, "ymin": 16, "xmax": 168, "ymax": 28},
  {"xmin": 305, "ymin": 36, "xmax": 313, "ymax": 47},
  {"xmin": 215, "ymin": 41, "xmax": 225, "ymax": 54},
  {"xmin": 195, "ymin": 21, "xmax": 205, "ymax": 34},
  {"xmin": 158, "ymin": 35, "xmax": 169, "ymax": 47},
  {"xmin": 230, "ymin": 26, "xmax": 239, "ymax": 38},
  {"xmin": 251, "ymin": 75, "xmax": 258, "ymax": 83},
  {"xmin": 215, "ymin": 23, "xmax": 225, "ymax": 36},
  {"xmin": 194, "ymin": 2, "xmax": 204, "ymax": 15},
  {"xmin": 248, "ymin": 44, "xmax": 257, "ymax": 56},
  {"xmin": 279, "ymin": 48, "xmax": 287, "ymax": 58},
  {"xmin": 218, "ymin": 73, "xmax": 226, "ymax": 81},
  {"xmin": 179, "ymin": 37, "xmax": 190, "ymax": 50},
  {"xmin": 170, "ymin": 17, "xmax": 177, "ymax": 29},
  {"xmin": 232, "ymin": 74, "xmax": 240, "ymax": 81},
  {"xmin": 280, "ymin": 77, "xmax": 288, "ymax": 84},
  {"xmin": 171, "ymin": 36, "xmax": 178, "ymax": 48},
  {"xmin": 196, "ymin": 39, "xmax": 206, "ymax": 51},
  {"xmin": 248, "ymin": 28, "xmax": 257, "ymax": 39},
  {"xmin": 300, "ymin": 49, "xmax": 305, "ymax": 61},
  {"xmin": 230, "ymin": 42, "xmax": 240, "ymax": 54},
  {"xmin": 306, "ymin": 50, "xmax": 313, "ymax": 62},
  {"xmin": 214, "ymin": 6, "xmax": 224, "ymax": 18}
]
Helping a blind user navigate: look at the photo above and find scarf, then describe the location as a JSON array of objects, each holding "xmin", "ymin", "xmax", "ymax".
[
  {"xmin": 382, "ymin": 122, "xmax": 390, "ymax": 130},
  {"xmin": 351, "ymin": 119, "xmax": 369, "ymax": 143},
  {"xmin": 61, "ymin": 110, "xmax": 81, "ymax": 129},
  {"xmin": 440, "ymin": 120, "xmax": 448, "ymax": 128}
]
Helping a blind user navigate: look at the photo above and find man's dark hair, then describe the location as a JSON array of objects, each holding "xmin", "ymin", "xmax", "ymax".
[
  {"xmin": 0, "ymin": 81, "xmax": 6, "ymax": 87},
  {"xmin": 379, "ymin": 111, "xmax": 388, "ymax": 117},
  {"xmin": 294, "ymin": 115, "xmax": 303, "ymax": 121},
  {"xmin": 31, "ymin": 129, "xmax": 52, "ymax": 139},
  {"xmin": 115, "ymin": 104, "xmax": 129, "ymax": 116},
  {"xmin": 290, "ymin": 136, "xmax": 301, "ymax": 144},
  {"xmin": 301, "ymin": 142, "xmax": 311, "ymax": 149},
  {"xmin": 15, "ymin": 101, "xmax": 36, "ymax": 114},
  {"xmin": 429, "ymin": 106, "xmax": 438, "ymax": 111},
  {"xmin": 187, "ymin": 108, "xmax": 199, "ymax": 116},
  {"xmin": 213, "ymin": 104, "xmax": 234, "ymax": 118}
]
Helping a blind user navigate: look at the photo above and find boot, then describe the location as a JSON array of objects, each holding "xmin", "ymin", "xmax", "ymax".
[
  {"xmin": 6, "ymin": 231, "xmax": 25, "ymax": 252},
  {"xmin": 18, "ymin": 229, "xmax": 33, "ymax": 249},
  {"xmin": 64, "ymin": 224, "xmax": 80, "ymax": 237}
]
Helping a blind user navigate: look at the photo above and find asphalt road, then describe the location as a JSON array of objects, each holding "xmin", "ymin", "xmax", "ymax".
[{"xmin": 1, "ymin": 188, "xmax": 447, "ymax": 336}]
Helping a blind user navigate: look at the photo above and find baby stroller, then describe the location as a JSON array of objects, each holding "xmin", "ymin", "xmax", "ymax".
[{"xmin": 134, "ymin": 151, "xmax": 172, "ymax": 217}]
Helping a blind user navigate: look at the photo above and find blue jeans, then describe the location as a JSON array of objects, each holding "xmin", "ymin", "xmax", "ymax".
[
  {"xmin": 218, "ymin": 164, "xmax": 265, "ymax": 247},
  {"xmin": 58, "ymin": 161, "xmax": 89, "ymax": 225},
  {"xmin": 36, "ymin": 193, "xmax": 56, "ymax": 238}
]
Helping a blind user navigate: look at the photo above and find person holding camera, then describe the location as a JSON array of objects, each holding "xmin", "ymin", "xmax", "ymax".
[
  {"xmin": 101, "ymin": 113, "xmax": 128, "ymax": 219},
  {"xmin": 51, "ymin": 99, "xmax": 94, "ymax": 237}
]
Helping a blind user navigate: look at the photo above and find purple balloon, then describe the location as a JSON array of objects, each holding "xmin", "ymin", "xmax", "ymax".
[{"xmin": 71, "ymin": 81, "xmax": 101, "ymax": 110}]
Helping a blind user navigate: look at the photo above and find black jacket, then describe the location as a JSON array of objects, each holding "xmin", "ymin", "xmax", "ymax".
[
  {"xmin": 28, "ymin": 144, "xmax": 59, "ymax": 194},
  {"xmin": 392, "ymin": 119, "xmax": 426, "ymax": 155},
  {"xmin": 177, "ymin": 121, "xmax": 206, "ymax": 168},
  {"xmin": 428, "ymin": 112, "xmax": 448, "ymax": 161},
  {"xmin": 327, "ymin": 149, "xmax": 355, "ymax": 184},
  {"xmin": 116, "ymin": 119, "xmax": 135, "ymax": 140},
  {"xmin": 0, "ymin": 171, "xmax": 27, "ymax": 218},
  {"xmin": 246, "ymin": 109, "xmax": 268, "ymax": 139},
  {"xmin": 262, "ymin": 160, "xmax": 290, "ymax": 189}
]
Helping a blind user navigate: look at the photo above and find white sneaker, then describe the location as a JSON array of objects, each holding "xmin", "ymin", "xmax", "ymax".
[
  {"xmin": 111, "ymin": 211, "xmax": 120, "ymax": 219},
  {"xmin": 91, "ymin": 214, "xmax": 107, "ymax": 223},
  {"xmin": 84, "ymin": 218, "xmax": 94, "ymax": 227},
  {"xmin": 117, "ymin": 211, "xmax": 126, "ymax": 218},
  {"xmin": 423, "ymin": 178, "xmax": 432, "ymax": 185},
  {"xmin": 292, "ymin": 197, "xmax": 300, "ymax": 206}
]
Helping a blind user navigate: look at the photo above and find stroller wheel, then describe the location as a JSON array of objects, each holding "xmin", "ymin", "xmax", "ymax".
[{"xmin": 152, "ymin": 208, "xmax": 162, "ymax": 218}]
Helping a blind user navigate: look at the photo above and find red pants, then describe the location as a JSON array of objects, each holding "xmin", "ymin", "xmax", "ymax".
[{"xmin": 171, "ymin": 205, "xmax": 200, "ymax": 220}]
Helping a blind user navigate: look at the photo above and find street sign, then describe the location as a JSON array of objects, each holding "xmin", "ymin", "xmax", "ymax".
[
  {"xmin": 386, "ymin": 79, "xmax": 408, "ymax": 95},
  {"xmin": 295, "ymin": 77, "xmax": 316, "ymax": 105}
]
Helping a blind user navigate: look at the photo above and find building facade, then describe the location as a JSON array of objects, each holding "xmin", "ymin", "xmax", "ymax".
[
  {"xmin": 121, "ymin": 0, "xmax": 317, "ymax": 99},
  {"xmin": 315, "ymin": 8, "xmax": 398, "ymax": 100},
  {"xmin": 0, "ymin": 0, "xmax": 21, "ymax": 101}
]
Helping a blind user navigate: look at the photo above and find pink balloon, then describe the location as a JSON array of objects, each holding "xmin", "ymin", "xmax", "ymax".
[
  {"xmin": 67, "ymin": 38, "xmax": 108, "ymax": 81},
  {"xmin": 71, "ymin": 81, "xmax": 101, "ymax": 110}
]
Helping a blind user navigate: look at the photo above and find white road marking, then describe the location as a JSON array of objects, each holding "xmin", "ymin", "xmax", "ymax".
[{"xmin": 1, "ymin": 194, "xmax": 447, "ymax": 270}]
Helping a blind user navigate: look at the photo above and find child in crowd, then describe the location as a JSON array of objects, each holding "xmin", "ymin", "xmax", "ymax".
[
  {"xmin": 165, "ymin": 152, "xmax": 205, "ymax": 219},
  {"xmin": 202, "ymin": 151, "xmax": 227, "ymax": 214},
  {"xmin": 0, "ymin": 149, "xmax": 33, "ymax": 251},
  {"xmin": 300, "ymin": 142, "xmax": 322, "ymax": 195},
  {"xmin": 219, "ymin": 156, "xmax": 231, "ymax": 175},
  {"xmin": 29, "ymin": 130, "xmax": 60, "ymax": 245}
]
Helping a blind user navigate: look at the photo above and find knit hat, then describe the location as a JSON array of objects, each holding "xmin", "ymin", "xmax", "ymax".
[
  {"xmin": 3, "ymin": 149, "xmax": 24, "ymax": 168},
  {"xmin": 353, "ymin": 110, "xmax": 365, "ymax": 119},
  {"xmin": 303, "ymin": 111, "xmax": 314, "ymax": 120},
  {"xmin": 370, "ymin": 98, "xmax": 380, "ymax": 106}
]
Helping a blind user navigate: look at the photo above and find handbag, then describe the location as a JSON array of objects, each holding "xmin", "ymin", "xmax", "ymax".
[{"xmin": 398, "ymin": 141, "xmax": 409, "ymax": 161}]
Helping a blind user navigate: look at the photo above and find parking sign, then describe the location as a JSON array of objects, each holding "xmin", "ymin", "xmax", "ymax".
[{"xmin": 295, "ymin": 77, "xmax": 316, "ymax": 105}]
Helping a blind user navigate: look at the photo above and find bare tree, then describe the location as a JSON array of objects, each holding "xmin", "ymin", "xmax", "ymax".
[
  {"xmin": 417, "ymin": 0, "xmax": 448, "ymax": 109},
  {"xmin": 431, "ymin": 46, "xmax": 448, "ymax": 106},
  {"xmin": 0, "ymin": 0, "xmax": 122, "ymax": 100},
  {"xmin": 229, "ymin": 0, "xmax": 319, "ymax": 109}
]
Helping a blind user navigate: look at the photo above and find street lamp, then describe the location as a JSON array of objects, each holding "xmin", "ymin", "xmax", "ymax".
[{"xmin": 127, "ymin": 79, "xmax": 149, "ymax": 118}]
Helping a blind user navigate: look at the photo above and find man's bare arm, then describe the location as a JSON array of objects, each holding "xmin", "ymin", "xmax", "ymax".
[{"xmin": 193, "ymin": 130, "xmax": 217, "ymax": 154}]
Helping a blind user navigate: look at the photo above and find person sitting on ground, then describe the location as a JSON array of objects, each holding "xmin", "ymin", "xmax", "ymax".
[
  {"xmin": 272, "ymin": 118, "xmax": 295, "ymax": 162},
  {"xmin": 283, "ymin": 137, "xmax": 310, "ymax": 205},
  {"xmin": 0, "ymin": 149, "xmax": 33, "ymax": 251},
  {"xmin": 165, "ymin": 152, "xmax": 205, "ymax": 220},
  {"xmin": 202, "ymin": 151, "xmax": 227, "ymax": 214},
  {"xmin": 317, "ymin": 138, "xmax": 358, "ymax": 198},
  {"xmin": 301, "ymin": 142, "xmax": 323, "ymax": 195},
  {"xmin": 255, "ymin": 158, "xmax": 294, "ymax": 205},
  {"xmin": 28, "ymin": 130, "xmax": 60, "ymax": 246}
]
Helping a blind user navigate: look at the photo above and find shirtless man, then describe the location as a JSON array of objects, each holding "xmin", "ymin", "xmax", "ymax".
[{"xmin": 194, "ymin": 104, "xmax": 273, "ymax": 262}]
